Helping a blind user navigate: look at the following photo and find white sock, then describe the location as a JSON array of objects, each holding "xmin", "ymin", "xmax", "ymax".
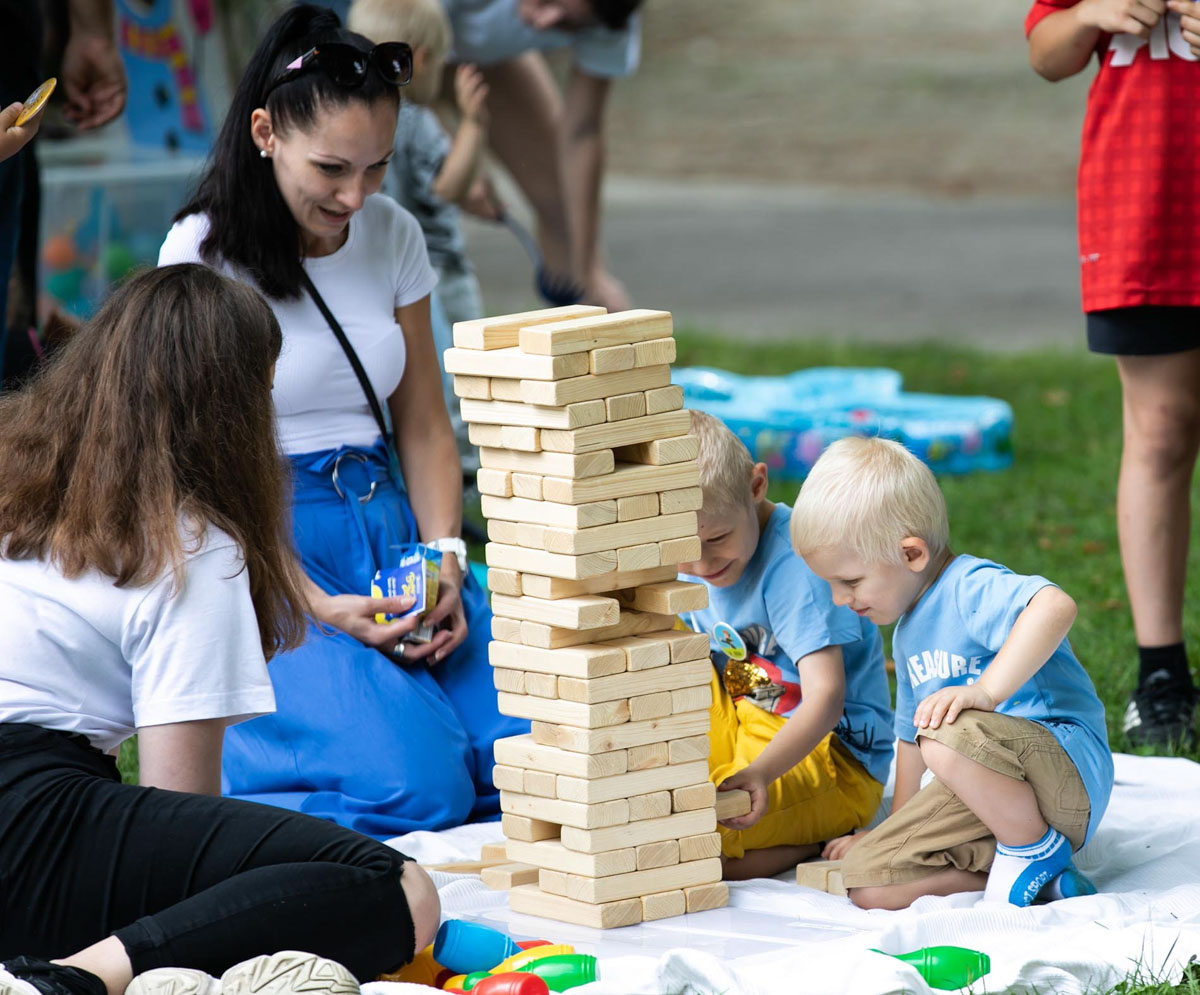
[{"xmin": 983, "ymin": 826, "xmax": 1071, "ymax": 906}]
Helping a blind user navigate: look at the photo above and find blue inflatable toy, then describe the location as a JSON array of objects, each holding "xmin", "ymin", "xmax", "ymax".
[{"xmin": 673, "ymin": 366, "xmax": 1012, "ymax": 478}]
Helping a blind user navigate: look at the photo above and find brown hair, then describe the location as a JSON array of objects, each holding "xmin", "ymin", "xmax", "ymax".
[{"xmin": 0, "ymin": 264, "xmax": 307, "ymax": 658}]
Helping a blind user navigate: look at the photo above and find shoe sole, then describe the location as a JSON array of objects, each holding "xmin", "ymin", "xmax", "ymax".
[
  {"xmin": 220, "ymin": 953, "xmax": 359, "ymax": 995},
  {"xmin": 126, "ymin": 969, "xmax": 219, "ymax": 995}
]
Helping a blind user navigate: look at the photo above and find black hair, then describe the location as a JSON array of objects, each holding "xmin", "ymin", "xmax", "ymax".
[
  {"xmin": 591, "ymin": 0, "xmax": 644, "ymax": 31},
  {"xmin": 177, "ymin": 3, "xmax": 399, "ymax": 300}
]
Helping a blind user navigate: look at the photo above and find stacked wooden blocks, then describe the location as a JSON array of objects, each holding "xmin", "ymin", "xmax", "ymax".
[{"xmin": 449, "ymin": 305, "xmax": 729, "ymax": 928}]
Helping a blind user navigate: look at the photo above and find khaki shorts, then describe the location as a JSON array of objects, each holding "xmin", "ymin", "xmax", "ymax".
[{"xmin": 842, "ymin": 709, "xmax": 1091, "ymax": 889}]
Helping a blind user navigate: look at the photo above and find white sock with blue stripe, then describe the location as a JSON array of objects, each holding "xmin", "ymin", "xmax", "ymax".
[{"xmin": 983, "ymin": 826, "xmax": 1072, "ymax": 906}]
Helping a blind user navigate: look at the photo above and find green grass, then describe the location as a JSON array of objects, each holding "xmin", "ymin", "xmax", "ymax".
[{"xmin": 673, "ymin": 329, "xmax": 1200, "ymax": 764}]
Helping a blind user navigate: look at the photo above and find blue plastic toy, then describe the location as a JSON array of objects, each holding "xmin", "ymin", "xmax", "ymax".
[{"xmin": 434, "ymin": 920, "xmax": 522, "ymax": 976}]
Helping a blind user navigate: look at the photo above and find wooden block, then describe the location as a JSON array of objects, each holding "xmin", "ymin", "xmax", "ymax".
[
  {"xmin": 557, "ymin": 658, "xmax": 712, "ymax": 705},
  {"xmin": 541, "ymin": 460, "xmax": 699, "ymax": 505},
  {"xmin": 494, "ymin": 733, "xmax": 627, "ymax": 778},
  {"xmin": 523, "ymin": 769, "xmax": 558, "ymax": 798},
  {"xmin": 521, "ymin": 365, "xmax": 672, "ymax": 407},
  {"xmin": 617, "ymin": 493, "xmax": 660, "ymax": 521},
  {"xmin": 481, "ymin": 842, "xmax": 510, "ymax": 862},
  {"xmin": 540, "ymin": 856, "xmax": 722, "ymax": 905},
  {"xmin": 795, "ymin": 859, "xmax": 847, "ymax": 895},
  {"xmin": 516, "ymin": 522, "xmax": 548, "ymax": 548},
  {"xmin": 481, "ymin": 495, "xmax": 618, "ymax": 529},
  {"xmin": 444, "ymin": 346, "xmax": 589, "ymax": 381},
  {"xmin": 615, "ymin": 435, "xmax": 700, "ymax": 466},
  {"xmin": 508, "ymin": 884, "xmax": 642, "ymax": 929},
  {"xmin": 489, "ymin": 641, "xmax": 627, "ymax": 679},
  {"xmin": 460, "ymin": 398, "xmax": 607, "ymax": 431},
  {"xmin": 506, "ymin": 838, "xmax": 637, "ymax": 878},
  {"xmin": 518, "ymin": 609, "xmax": 676, "ymax": 651},
  {"xmin": 517, "ymin": 564, "xmax": 677, "ymax": 601},
  {"xmin": 669, "ymin": 734, "xmax": 711, "ymax": 765},
  {"xmin": 651, "ymin": 629, "xmax": 712, "ymax": 663},
  {"xmin": 476, "ymin": 468, "xmax": 513, "ymax": 498},
  {"xmin": 633, "ymin": 337, "xmax": 677, "ymax": 367},
  {"xmin": 487, "ymin": 520, "xmax": 521, "ymax": 545},
  {"xmin": 491, "ymin": 615, "xmax": 523, "ymax": 642},
  {"xmin": 541, "ymin": 411, "xmax": 694, "ymax": 455},
  {"xmin": 511, "ymin": 473, "xmax": 543, "ymax": 500},
  {"xmin": 644, "ymin": 385, "xmax": 684, "ymax": 415},
  {"xmin": 678, "ymin": 832, "xmax": 722, "ymax": 862},
  {"xmin": 672, "ymin": 684, "xmax": 713, "ymax": 714},
  {"xmin": 479, "ymin": 447, "xmax": 614, "ymax": 479},
  {"xmin": 492, "ymin": 668, "xmax": 526, "ymax": 694},
  {"xmin": 560, "ymin": 808, "xmax": 717, "ymax": 854},
  {"xmin": 684, "ymin": 881, "xmax": 729, "ymax": 913},
  {"xmin": 491, "ymin": 763, "xmax": 525, "ymax": 792},
  {"xmin": 524, "ymin": 672, "xmax": 559, "ymax": 698},
  {"xmin": 616, "ymin": 634, "xmax": 672, "ymax": 672},
  {"xmin": 606, "ymin": 391, "xmax": 647, "ymax": 421},
  {"xmin": 617, "ymin": 580, "xmax": 708, "ymax": 616},
  {"xmin": 486, "ymin": 543, "xmax": 616, "ymax": 581},
  {"xmin": 469, "ymin": 423, "xmax": 541, "ymax": 452},
  {"xmin": 452, "ymin": 374, "xmax": 491, "ymax": 399},
  {"xmin": 629, "ymin": 691, "xmax": 672, "ymax": 722},
  {"xmin": 481, "ymin": 862, "xmax": 541, "ymax": 890},
  {"xmin": 502, "ymin": 813, "xmax": 559, "ymax": 842},
  {"xmin": 589, "ymin": 343, "xmax": 635, "ymax": 374},
  {"xmin": 519, "ymin": 309, "xmax": 673, "ymax": 356},
  {"xmin": 660, "ymin": 535, "xmax": 702, "ymax": 566},
  {"xmin": 616, "ymin": 543, "xmax": 661, "ymax": 572},
  {"xmin": 487, "ymin": 567, "xmax": 523, "ymax": 596},
  {"xmin": 672, "ymin": 781, "xmax": 716, "ymax": 813},
  {"xmin": 500, "ymin": 790, "xmax": 629, "ymax": 830},
  {"xmin": 453, "ymin": 305, "xmax": 606, "ymax": 351},
  {"xmin": 636, "ymin": 840, "xmax": 681, "ymax": 871},
  {"xmin": 491, "ymin": 593, "xmax": 619, "ymax": 630},
  {"xmin": 542, "ymin": 512, "xmax": 697, "ymax": 556},
  {"xmin": 497, "ymin": 692, "xmax": 630, "ymax": 729},
  {"xmin": 629, "ymin": 790, "xmax": 672, "ymax": 822},
  {"xmin": 660, "ymin": 487, "xmax": 704, "ymax": 515},
  {"xmin": 425, "ymin": 857, "xmax": 507, "ymax": 874},
  {"xmin": 714, "ymin": 788, "xmax": 752, "ymax": 821},
  {"xmin": 627, "ymin": 742, "xmax": 669, "ymax": 771},
  {"xmin": 555, "ymin": 761, "xmax": 710, "ymax": 805},
  {"xmin": 488, "ymin": 377, "xmax": 524, "ymax": 402},
  {"xmin": 533, "ymin": 709, "xmax": 711, "ymax": 755},
  {"xmin": 641, "ymin": 889, "xmax": 686, "ymax": 921}
]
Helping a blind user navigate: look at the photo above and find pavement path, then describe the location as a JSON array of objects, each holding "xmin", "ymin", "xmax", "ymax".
[{"xmin": 461, "ymin": 176, "xmax": 1086, "ymax": 352}]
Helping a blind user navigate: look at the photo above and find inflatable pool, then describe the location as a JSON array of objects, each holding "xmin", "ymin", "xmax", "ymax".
[{"xmin": 673, "ymin": 366, "xmax": 1013, "ymax": 478}]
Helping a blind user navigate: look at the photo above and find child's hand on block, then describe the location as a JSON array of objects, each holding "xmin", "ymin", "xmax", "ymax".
[
  {"xmin": 715, "ymin": 772, "xmax": 762, "ymax": 829},
  {"xmin": 823, "ymin": 831, "xmax": 867, "ymax": 862}
]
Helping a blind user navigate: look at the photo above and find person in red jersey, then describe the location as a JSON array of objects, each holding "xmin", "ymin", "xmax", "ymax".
[{"xmin": 1027, "ymin": 0, "xmax": 1200, "ymax": 751}]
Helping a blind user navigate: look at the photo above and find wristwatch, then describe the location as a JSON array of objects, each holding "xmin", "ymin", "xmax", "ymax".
[{"xmin": 427, "ymin": 537, "xmax": 468, "ymax": 573}]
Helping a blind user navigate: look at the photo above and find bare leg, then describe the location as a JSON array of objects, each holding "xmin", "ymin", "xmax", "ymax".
[
  {"xmin": 721, "ymin": 843, "xmax": 819, "ymax": 881},
  {"xmin": 849, "ymin": 869, "xmax": 988, "ymax": 911},
  {"xmin": 1114, "ymin": 351, "xmax": 1200, "ymax": 647},
  {"xmin": 54, "ymin": 937, "xmax": 133, "ymax": 995}
]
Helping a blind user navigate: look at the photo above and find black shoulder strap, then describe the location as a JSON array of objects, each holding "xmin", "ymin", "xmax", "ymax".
[{"xmin": 299, "ymin": 269, "xmax": 392, "ymax": 449}]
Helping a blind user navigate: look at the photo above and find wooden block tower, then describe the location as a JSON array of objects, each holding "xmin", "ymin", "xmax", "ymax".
[{"xmin": 449, "ymin": 305, "xmax": 731, "ymax": 927}]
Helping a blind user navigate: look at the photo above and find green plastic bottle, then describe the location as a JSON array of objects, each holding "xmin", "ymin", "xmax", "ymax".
[
  {"xmin": 520, "ymin": 954, "xmax": 598, "ymax": 992},
  {"xmin": 873, "ymin": 946, "xmax": 991, "ymax": 989}
]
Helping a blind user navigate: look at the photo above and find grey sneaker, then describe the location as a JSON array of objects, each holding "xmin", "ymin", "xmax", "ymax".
[
  {"xmin": 125, "ymin": 969, "xmax": 218, "ymax": 995},
  {"xmin": 219, "ymin": 953, "xmax": 358, "ymax": 995},
  {"xmin": 1124, "ymin": 669, "xmax": 1198, "ymax": 751}
]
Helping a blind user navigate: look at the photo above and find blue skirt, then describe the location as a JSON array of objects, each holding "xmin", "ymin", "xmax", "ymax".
[{"xmin": 221, "ymin": 440, "xmax": 527, "ymax": 839}]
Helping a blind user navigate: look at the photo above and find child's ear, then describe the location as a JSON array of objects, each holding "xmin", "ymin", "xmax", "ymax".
[
  {"xmin": 749, "ymin": 462, "xmax": 769, "ymax": 503},
  {"xmin": 900, "ymin": 536, "xmax": 930, "ymax": 573}
]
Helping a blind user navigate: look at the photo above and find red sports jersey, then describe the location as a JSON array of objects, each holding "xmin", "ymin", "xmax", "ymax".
[{"xmin": 1026, "ymin": 1, "xmax": 1200, "ymax": 312}]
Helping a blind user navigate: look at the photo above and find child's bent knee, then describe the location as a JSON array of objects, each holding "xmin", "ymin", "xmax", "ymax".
[
  {"xmin": 847, "ymin": 884, "xmax": 906, "ymax": 911},
  {"xmin": 400, "ymin": 862, "xmax": 440, "ymax": 954}
]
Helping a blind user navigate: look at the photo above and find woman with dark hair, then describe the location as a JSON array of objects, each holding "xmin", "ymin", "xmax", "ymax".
[
  {"xmin": 159, "ymin": 2, "xmax": 524, "ymax": 838},
  {"xmin": 0, "ymin": 264, "xmax": 438, "ymax": 995}
]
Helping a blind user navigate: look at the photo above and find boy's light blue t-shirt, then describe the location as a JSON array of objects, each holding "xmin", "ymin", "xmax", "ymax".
[
  {"xmin": 682, "ymin": 504, "xmax": 894, "ymax": 786},
  {"xmin": 893, "ymin": 554, "xmax": 1113, "ymax": 844}
]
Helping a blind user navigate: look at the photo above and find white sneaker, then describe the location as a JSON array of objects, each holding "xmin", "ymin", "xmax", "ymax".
[
  {"xmin": 125, "ymin": 969, "xmax": 218, "ymax": 995},
  {"xmin": 0, "ymin": 967, "xmax": 40, "ymax": 995},
  {"xmin": 219, "ymin": 953, "xmax": 358, "ymax": 995}
]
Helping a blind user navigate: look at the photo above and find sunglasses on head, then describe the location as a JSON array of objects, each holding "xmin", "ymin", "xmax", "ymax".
[{"xmin": 265, "ymin": 41, "xmax": 413, "ymax": 99}]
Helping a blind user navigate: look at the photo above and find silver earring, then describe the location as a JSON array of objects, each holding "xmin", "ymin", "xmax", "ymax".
[{"xmin": 260, "ymin": 148, "xmax": 269, "ymax": 159}]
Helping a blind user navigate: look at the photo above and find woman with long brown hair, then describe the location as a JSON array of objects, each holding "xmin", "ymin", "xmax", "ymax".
[{"xmin": 0, "ymin": 264, "xmax": 436, "ymax": 995}]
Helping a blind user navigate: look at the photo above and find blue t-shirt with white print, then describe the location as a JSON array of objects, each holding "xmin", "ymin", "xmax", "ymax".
[
  {"xmin": 682, "ymin": 504, "xmax": 894, "ymax": 786},
  {"xmin": 893, "ymin": 554, "xmax": 1113, "ymax": 844}
]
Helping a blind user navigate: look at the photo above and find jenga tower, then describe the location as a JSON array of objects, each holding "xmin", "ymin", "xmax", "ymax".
[{"xmin": 448, "ymin": 305, "xmax": 739, "ymax": 928}]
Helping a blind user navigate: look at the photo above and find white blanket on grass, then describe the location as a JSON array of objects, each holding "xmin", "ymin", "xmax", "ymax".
[{"xmin": 364, "ymin": 753, "xmax": 1200, "ymax": 995}]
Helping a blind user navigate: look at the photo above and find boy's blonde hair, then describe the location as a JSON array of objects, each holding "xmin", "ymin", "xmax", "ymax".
[
  {"xmin": 348, "ymin": 0, "xmax": 451, "ymax": 61},
  {"xmin": 790, "ymin": 436, "xmax": 949, "ymax": 564},
  {"xmin": 689, "ymin": 410, "xmax": 757, "ymax": 517}
]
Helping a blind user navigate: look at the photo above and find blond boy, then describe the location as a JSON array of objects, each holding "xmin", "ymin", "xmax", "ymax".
[
  {"xmin": 679, "ymin": 412, "xmax": 893, "ymax": 880},
  {"xmin": 792, "ymin": 436, "xmax": 1113, "ymax": 908}
]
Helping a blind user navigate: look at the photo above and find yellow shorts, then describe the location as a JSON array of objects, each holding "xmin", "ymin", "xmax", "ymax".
[{"xmin": 707, "ymin": 669, "xmax": 883, "ymax": 859}]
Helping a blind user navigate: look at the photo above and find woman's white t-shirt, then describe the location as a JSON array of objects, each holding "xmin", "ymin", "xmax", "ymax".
[
  {"xmin": 158, "ymin": 195, "xmax": 437, "ymax": 455},
  {"xmin": 0, "ymin": 527, "xmax": 274, "ymax": 754}
]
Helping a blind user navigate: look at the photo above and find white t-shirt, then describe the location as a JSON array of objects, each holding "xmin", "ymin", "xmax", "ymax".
[
  {"xmin": 0, "ymin": 527, "xmax": 274, "ymax": 754},
  {"xmin": 158, "ymin": 195, "xmax": 438, "ymax": 455},
  {"xmin": 442, "ymin": 0, "xmax": 641, "ymax": 78}
]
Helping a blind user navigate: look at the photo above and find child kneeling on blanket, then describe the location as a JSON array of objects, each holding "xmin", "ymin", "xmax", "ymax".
[
  {"xmin": 793, "ymin": 436, "xmax": 1113, "ymax": 908},
  {"xmin": 680, "ymin": 412, "xmax": 894, "ymax": 880}
]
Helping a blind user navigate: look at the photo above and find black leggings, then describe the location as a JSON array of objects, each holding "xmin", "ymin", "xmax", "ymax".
[{"xmin": 0, "ymin": 724, "xmax": 417, "ymax": 981}]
